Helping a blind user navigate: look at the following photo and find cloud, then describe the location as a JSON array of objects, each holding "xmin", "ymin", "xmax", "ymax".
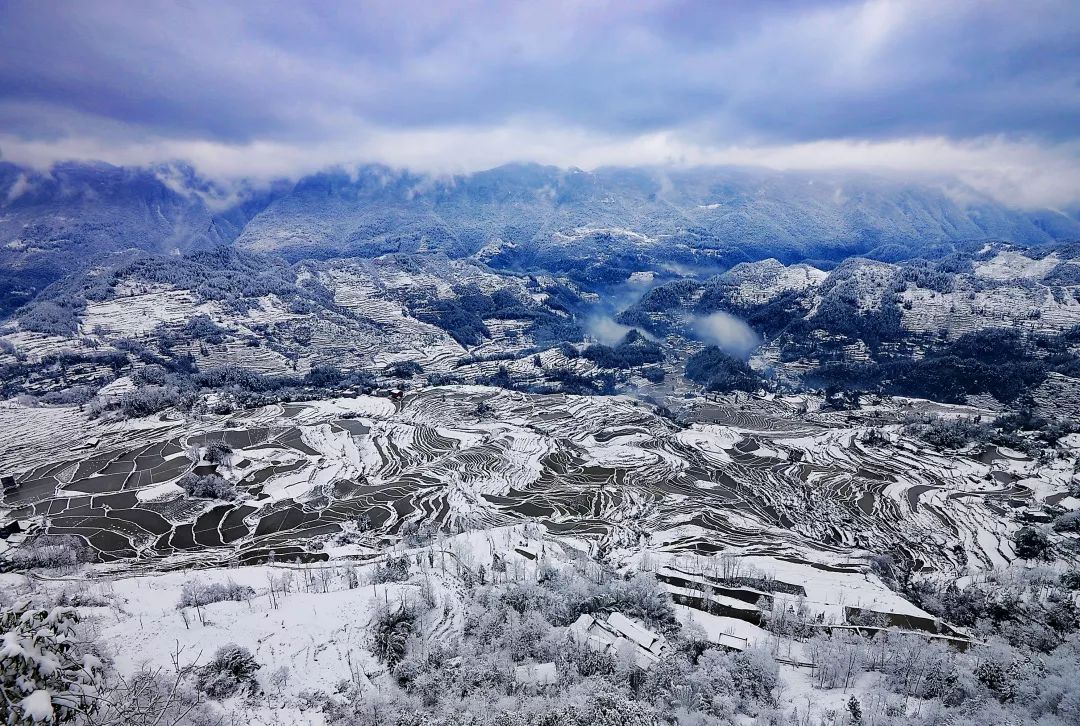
[
  {"xmin": 5, "ymin": 173, "xmax": 31, "ymax": 202},
  {"xmin": 4, "ymin": 125, "xmax": 1078, "ymax": 209},
  {"xmin": 0, "ymin": 0, "xmax": 1078, "ymax": 206},
  {"xmin": 694, "ymin": 313, "xmax": 761, "ymax": 359},
  {"xmin": 586, "ymin": 316, "xmax": 639, "ymax": 347}
]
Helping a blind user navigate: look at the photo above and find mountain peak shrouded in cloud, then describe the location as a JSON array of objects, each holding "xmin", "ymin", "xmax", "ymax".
[{"xmin": 1, "ymin": 0, "xmax": 1079, "ymax": 207}]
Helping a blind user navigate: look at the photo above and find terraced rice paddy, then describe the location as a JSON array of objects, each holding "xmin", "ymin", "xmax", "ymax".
[{"xmin": 1, "ymin": 387, "xmax": 1072, "ymax": 573}]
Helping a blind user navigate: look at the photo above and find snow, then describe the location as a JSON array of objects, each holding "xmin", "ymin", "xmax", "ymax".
[
  {"xmin": 82, "ymin": 288, "xmax": 212, "ymax": 336},
  {"xmin": 737, "ymin": 556, "xmax": 933, "ymax": 623},
  {"xmin": 673, "ymin": 605, "xmax": 770, "ymax": 650},
  {"xmin": 96, "ymin": 376, "xmax": 135, "ymax": 398},
  {"xmin": 39, "ymin": 526, "xmax": 549, "ymax": 702},
  {"xmin": 724, "ymin": 259, "xmax": 827, "ymax": 305},
  {"xmin": 514, "ymin": 662, "xmax": 558, "ymax": 686},
  {"xmin": 778, "ymin": 668, "xmax": 887, "ymax": 725},
  {"xmin": 19, "ymin": 690, "xmax": 55, "ymax": 722},
  {"xmin": 552, "ymin": 227, "xmax": 655, "ymax": 247},
  {"xmin": 46, "ymin": 562, "xmax": 405, "ymax": 700},
  {"xmin": 974, "ymin": 251, "xmax": 1059, "ymax": 281}
]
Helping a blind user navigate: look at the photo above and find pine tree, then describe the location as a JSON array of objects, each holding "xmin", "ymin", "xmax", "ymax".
[{"xmin": 847, "ymin": 695, "xmax": 862, "ymax": 725}]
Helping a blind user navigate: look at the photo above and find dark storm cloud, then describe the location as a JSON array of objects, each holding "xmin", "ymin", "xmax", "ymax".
[{"xmin": 1, "ymin": 0, "xmax": 1077, "ymax": 145}]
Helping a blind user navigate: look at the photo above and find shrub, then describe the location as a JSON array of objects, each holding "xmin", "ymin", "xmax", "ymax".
[
  {"xmin": 182, "ymin": 314, "xmax": 228, "ymax": 344},
  {"xmin": 559, "ymin": 342, "xmax": 580, "ymax": 359},
  {"xmin": 117, "ymin": 384, "xmax": 187, "ymax": 418},
  {"xmin": 482, "ymin": 365, "xmax": 514, "ymax": 389},
  {"xmin": 805, "ymin": 631, "xmax": 864, "ymax": 689},
  {"xmin": 514, "ymin": 569, "xmax": 678, "ymax": 633},
  {"xmin": 177, "ymin": 473, "xmax": 237, "ymax": 500},
  {"xmin": 574, "ymin": 683, "xmax": 660, "ymax": 726},
  {"xmin": 195, "ymin": 644, "xmax": 260, "ymax": 699},
  {"xmin": 371, "ymin": 554, "xmax": 411, "ymax": 584},
  {"xmin": 383, "ymin": 360, "xmax": 424, "ymax": 379},
  {"xmin": 39, "ymin": 386, "xmax": 96, "ymax": 406},
  {"xmin": 17, "ymin": 299, "xmax": 84, "ymax": 336},
  {"xmin": 51, "ymin": 588, "xmax": 110, "ymax": 608},
  {"xmin": 7, "ymin": 534, "xmax": 90, "ymax": 571},
  {"xmin": 177, "ymin": 580, "xmax": 255, "ymax": 609},
  {"xmin": 905, "ymin": 416, "xmax": 991, "ymax": 450},
  {"xmin": 412, "ymin": 295, "xmax": 490, "ymax": 347},
  {"xmin": 371, "ymin": 603, "xmax": 418, "ymax": 667},
  {"xmin": 544, "ymin": 367, "xmax": 616, "ymax": 395},
  {"xmin": 1013, "ymin": 526, "xmax": 1052, "ymax": 560},
  {"xmin": 602, "ymin": 573, "xmax": 678, "ymax": 632},
  {"xmin": 582, "ymin": 330, "xmax": 664, "ymax": 370},
  {"xmin": 305, "ymin": 364, "xmax": 344, "ymax": 387},
  {"xmin": 1053, "ymin": 511, "xmax": 1080, "ymax": 533},
  {"xmin": 640, "ymin": 366, "xmax": 666, "ymax": 383},
  {"xmin": 729, "ymin": 647, "xmax": 781, "ymax": 708},
  {"xmin": 203, "ymin": 442, "xmax": 233, "ymax": 465},
  {"xmin": 96, "ymin": 667, "xmax": 217, "ymax": 725}
]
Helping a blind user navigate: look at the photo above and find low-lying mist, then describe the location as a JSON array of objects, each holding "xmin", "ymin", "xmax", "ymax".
[
  {"xmin": 585, "ymin": 315, "xmax": 638, "ymax": 346},
  {"xmin": 693, "ymin": 311, "xmax": 760, "ymax": 359},
  {"xmin": 582, "ymin": 273, "xmax": 663, "ymax": 345}
]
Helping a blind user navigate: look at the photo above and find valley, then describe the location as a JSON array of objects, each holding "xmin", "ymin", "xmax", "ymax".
[
  {"xmin": 1, "ymin": 162, "xmax": 1079, "ymax": 726},
  {"xmin": 5, "ymin": 3, "xmax": 1080, "ymax": 723}
]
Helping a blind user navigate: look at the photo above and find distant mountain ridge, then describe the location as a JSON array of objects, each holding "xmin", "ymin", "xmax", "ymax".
[
  {"xmin": 0, "ymin": 161, "xmax": 283, "ymax": 316},
  {"xmin": 3, "ymin": 159, "xmax": 1079, "ymax": 314},
  {"xmin": 235, "ymin": 164, "xmax": 1080, "ymax": 285}
]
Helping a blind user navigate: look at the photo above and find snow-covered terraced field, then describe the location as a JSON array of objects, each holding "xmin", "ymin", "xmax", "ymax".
[
  {"xmin": 3, "ymin": 387, "xmax": 1071, "ymax": 577},
  {"xmin": 190, "ymin": 338, "xmax": 301, "ymax": 375},
  {"xmin": 1032, "ymin": 372, "xmax": 1080, "ymax": 421},
  {"xmin": 724, "ymin": 259, "xmax": 827, "ymax": 306},
  {"xmin": 900, "ymin": 283, "xmax": 1080, "ymax": 339},
  {"xmin": 974, "ymin": 250, "xmax": 1064, "ymax": 281},
  {"xmin": 0, "ymin": 330, "xmax": 89, "ymax": 362},
  {"xmin": 82, "ymin": 288, "xmax": 211, "ymax": 336}
]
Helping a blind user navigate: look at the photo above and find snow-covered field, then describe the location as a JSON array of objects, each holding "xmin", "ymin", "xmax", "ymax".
[{"xmin": 3, "ymin": 387, "xmax": 1073, "ymax": 578}]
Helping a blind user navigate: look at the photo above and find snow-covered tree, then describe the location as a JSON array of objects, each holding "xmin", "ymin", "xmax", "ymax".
[{"xmin": 193, "ymin": 643, "xmax": 260, "ymax": 700}]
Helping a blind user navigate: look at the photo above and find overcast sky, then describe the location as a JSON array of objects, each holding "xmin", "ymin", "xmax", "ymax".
[{"xmin": 1, "ymin": 0, "xmax": 1078, "ymax": 206}]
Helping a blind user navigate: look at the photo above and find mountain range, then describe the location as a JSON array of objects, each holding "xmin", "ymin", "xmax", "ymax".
[{"xmin": 3, "ymin": 160, "xmax": 1079, "ymax": 317}]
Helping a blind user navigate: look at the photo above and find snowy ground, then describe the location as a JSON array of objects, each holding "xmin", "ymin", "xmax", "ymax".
[{"xmin": 3, "ymin": 526, "xmax": 552, "ymax": 717}]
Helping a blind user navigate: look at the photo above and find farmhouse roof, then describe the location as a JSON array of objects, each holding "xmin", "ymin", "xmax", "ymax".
[{"xmin": 568, "ymin": 611, "xmax": 667, "ymax": 669}]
